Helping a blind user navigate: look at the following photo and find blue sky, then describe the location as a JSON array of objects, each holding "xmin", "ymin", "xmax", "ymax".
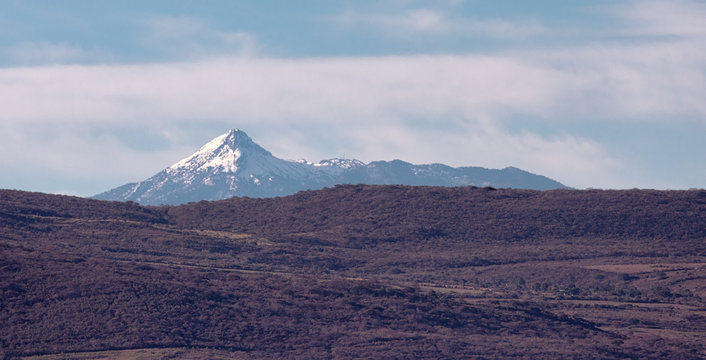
[{"xmin": 1, "ymin": 0, "xmax": 705, "ymax": 195}]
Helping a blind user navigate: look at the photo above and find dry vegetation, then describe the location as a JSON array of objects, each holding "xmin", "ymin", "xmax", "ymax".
[{"xmin": 1, "ymin": 185, "xmax": 705, "ymax": 359}]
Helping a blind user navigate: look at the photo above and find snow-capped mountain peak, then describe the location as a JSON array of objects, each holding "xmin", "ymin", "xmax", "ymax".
[
  {"xmin": 167, "ymin": 129, "xmax": 269, "ymax": 174},
  {"xmin": 94, "ymin": 129, "xmax": 568, "ymax": 205},
  {"xmin": 315, "ymin": 158, "xmax": 365, "ymax": 169}
]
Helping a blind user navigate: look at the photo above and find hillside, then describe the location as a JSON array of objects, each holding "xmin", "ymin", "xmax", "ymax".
[{"xmin": 1, "ymin": 186, "xmax": 705, "ymax": 359}]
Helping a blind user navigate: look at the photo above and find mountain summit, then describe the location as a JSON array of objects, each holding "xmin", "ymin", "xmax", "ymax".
[
  {"xmin": 94, "ymin": 129, "xmax": 568, "ymax": 205},
  {"xmin": 164, "ymin": 129, "xmax": 312, "ymax": 181},
  {"xmin": 94, "ymin": 129, "xmax": 335, "ymax": 205},
  {"xmin": 167, "ymin": 129, "xmax": 264, "ymax": 174}
]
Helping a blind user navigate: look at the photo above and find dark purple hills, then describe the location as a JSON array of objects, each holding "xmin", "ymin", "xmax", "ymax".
[{"xmin": 1, "ymin": 185, "xmax": 705, "ymax": 359}]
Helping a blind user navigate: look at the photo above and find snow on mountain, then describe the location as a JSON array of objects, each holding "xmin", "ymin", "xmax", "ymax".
[
  {"xmin": 171, "ymin": 129, "xmax": 318, "ymax": 181},
  {"xmin": 167, "ymin": 131, "xmax": 244, "ymax": 174},
  {"xmin": 94, "ymin": 129, "xmax": 568, "ymax": 205}
]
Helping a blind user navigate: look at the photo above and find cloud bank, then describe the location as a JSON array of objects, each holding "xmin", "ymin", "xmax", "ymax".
[
  {"xmin": 1, "ymin": 0, "xmax": 706, "ymax": 194},
  {"xmin": 4, "ymin": 35, "xmax": 705, "ymax": 192}
]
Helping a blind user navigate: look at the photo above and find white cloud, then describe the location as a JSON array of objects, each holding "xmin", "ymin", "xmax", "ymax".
[
  {"xmin": 375, "ymin": 9, "xmax": 450, "ymax": 33},
  {"xmin": 140, "ymin": 16, "xmax": 259, "ymax": 58},
  {"xmin": 333, "ymin": 8, "xmax": 546, "ymax": 38},
  {"xmin": 6, "ymin": 43, "xmax": 703, "ymax": 189},
  {"xmin": 4, "ymin": 4, "xmax": 706, "ymax": 192},
  {"xmin": 614, "ymin": 0, "xmax": 706, "ymax": 37},
  {"xmin": 0, "ymin": 125, "xmax": 192, "ymax": 194},
  {"xmin": 4, "ymin": 1, "xmax": 706, "ymax": 193},
  {"xmin": 0, "ymin": 55, "xmax": 559, "ymax": 125},
  {"xmin": 143, "ymin": 16, "xmax": 206, "ymax": 39},
  {"xmin": 526, "ymin": 39, "xmax": 706, "ymax": 120},
  {"xmin": 466, "ymin": 19, "xmax": 546, "ymax": 38},
  {"xmin": 2, "ymin": 42, "xmax": 112, "ymax": 65},
  {"xmin": 2, "ymin": 42, "xmax": 705, "ymax": 125},
  {"xmin": 334, "ymin": 9, "xmax": 449, "ymax": 33},
  {"xmin": 305, "ymin": 122, "xmax": 623, "ymax": 189}
]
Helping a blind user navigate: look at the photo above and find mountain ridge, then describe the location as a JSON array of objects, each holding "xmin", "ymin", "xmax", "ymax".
[{"xmin": 94, "ymin": 129, "xmax": 568, "ymax": 205}]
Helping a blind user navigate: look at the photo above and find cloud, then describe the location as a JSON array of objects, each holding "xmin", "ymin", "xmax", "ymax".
[
  {"xmin": 6, "ymin": 42, "xmax": 703, "ymax": 190},
  {"xmin": 332, "ymin": 8, "xmax": 546, "ymax": 39},
  {"xmin": 143, "ymin": 16, "xmax": 206, "ymax": 39},
  {"xmin": 4, "ymin": 1, "xmax": 706, "ymax": 194},
  {"xmin": 530, "ymin": 40, "xmax": 706, "ymax": 120},
  {"xmin": 0, "ymin": 56, "xmax": 554, "ymax": 125},
  {"xmin": 335, "ymin": 9, "xmax": 451, "ymax": 33},
  {"xmin": 3, "ymin": 40, "xmax": 705, "ymax": 125},
  {"xmin": 613, "ymin": 0, "xmax": 706, "ymax": 37},
  {"xmin": 0, "ymin": 124, "xmax": 194, "ymax": 194},
  {"xmin": 466, "ymin": 19, "xmax": 546, "ymax": 38},
  {"xmin": 1, "ymin": 42, "xmax": 112, "ymax": 66},
  {"xmin": 4, "ymin": 0, "xmax": 706, "ymax": 192},
  {"xmin": 308, "ymin": 122, "xmax": 623, "ymax": 189},
  {"xmin": 140, "ymin": 16, "xmax": 258, "ymax": 58}
]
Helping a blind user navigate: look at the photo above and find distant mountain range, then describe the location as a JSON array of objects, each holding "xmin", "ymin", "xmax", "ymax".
[{"xmin": 94, "ymin": 129, "xmax": 568, "ymax": 205}]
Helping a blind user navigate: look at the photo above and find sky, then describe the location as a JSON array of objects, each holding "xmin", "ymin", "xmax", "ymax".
[{"xmin": 1, "ymin": 0, "xmax": 705, "ymax": 195}]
